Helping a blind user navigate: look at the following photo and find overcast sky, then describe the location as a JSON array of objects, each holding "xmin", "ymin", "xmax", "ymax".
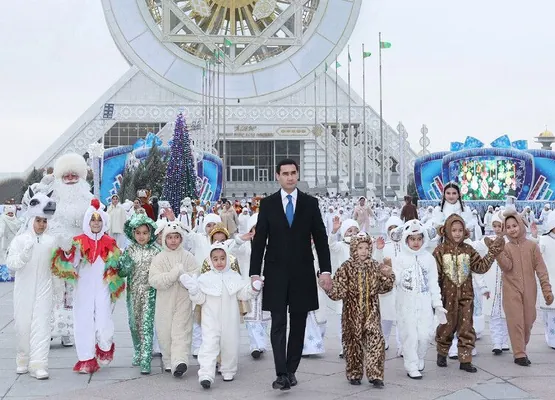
[{"xmin": 2, "ymin": 0, "xmax": 554, "ymax": 173}]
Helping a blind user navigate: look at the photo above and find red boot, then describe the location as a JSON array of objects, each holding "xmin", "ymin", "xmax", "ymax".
[
  {"xmin": 96, "ymin": 343, "xmax": 115, "ymax": 366},
  {"xmin": 73, "ymin": 358, "xmax": 100, "ymax": 374}
]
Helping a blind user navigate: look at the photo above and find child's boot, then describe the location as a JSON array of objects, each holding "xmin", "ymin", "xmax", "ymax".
[
  {"xmin": 437, "ymin": 354, "xmax": 447, "ymax": 367},
  {"xmin": 459, "ymin": 362, "xmax": 477, "ymax": 373}
]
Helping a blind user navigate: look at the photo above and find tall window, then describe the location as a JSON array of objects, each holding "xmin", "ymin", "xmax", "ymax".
[{"xmin": 103, "ymin": 122, "xmax": 166, "ymax": 148}]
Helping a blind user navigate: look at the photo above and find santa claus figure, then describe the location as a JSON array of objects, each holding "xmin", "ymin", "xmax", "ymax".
[
  {"xmin": 137, "ymin": 190, "xmax": 155, "ymax": 220},
  {"xmin": 44, "ymin": 153, "xmax": 93, "ymax": 347}
]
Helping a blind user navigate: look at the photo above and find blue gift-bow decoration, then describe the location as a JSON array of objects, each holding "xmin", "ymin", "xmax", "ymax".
[
  {"xmin": 451, "ymin": 135, "xmax": 528, "ymax": 152},
  {"xmin": 133, "ymin": 132, "xmax": 163, "ymax": 150}
]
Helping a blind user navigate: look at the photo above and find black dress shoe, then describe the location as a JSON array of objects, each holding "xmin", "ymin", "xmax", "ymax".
[
  {"xmin": 272, "ymin": 375, "xmax": 291, "ymax": 391},
  {"xmin": 349, "ymin": 379, "xmax": 361, "ymax": 385},
  {"xmin": 288, "ymin": 373, "xmax": 298, "ymax": 387},
  {"xmin": 369, "ymin": 379, "xmax": 384, "ymax": 388},
  {"xmin": 514, "ymin": 357, "xmax": 529, "ymax": 366},
  {"xmin": 437, "ymin": 354, "xmax": 447, "ymax": 367},
  {"xmin": 173, "ymin": 363, "xmax": 187, "ymax": 377},
  {"xmin": 251, "ymin": 350, "xmax": 261, "ymax": 359},
  {"xmin": 492, "ymin": 349, "xmax": 502, "ymax": 355},
  {"xmin": 459, "ymin": 362, "xmax": 477, "ymax": 373}
]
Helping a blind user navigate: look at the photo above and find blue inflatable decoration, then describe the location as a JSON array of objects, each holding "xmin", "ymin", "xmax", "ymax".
[
  {"xmin": 415, "ymin": 135, "xmax": 554, "ymax": 204},
  {"xmin": 100, "ymin": 134, "xmax": 223, "ymax": 205}
]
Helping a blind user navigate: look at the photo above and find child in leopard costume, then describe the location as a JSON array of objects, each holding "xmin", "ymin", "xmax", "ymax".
[{"xmin": 325, "ymin": 233, "xmax": 395, "ymax": 388}]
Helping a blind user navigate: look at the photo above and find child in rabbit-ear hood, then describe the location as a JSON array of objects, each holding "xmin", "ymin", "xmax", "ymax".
[
  {"xmin": 434, "ymin": 214, "xmax": 505, "ymax": 373},
  {"xmin": 325, "ymin": 234, "xmax": 395, "ymax": 388},
  {"xmin": 497, "ymin": 209, "xmax": 553, "ymax": 365}
]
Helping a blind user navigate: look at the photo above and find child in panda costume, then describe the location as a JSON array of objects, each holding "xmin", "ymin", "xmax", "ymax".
[
  {"xmin": 181, "ymin": 243, "xmax": 262, "ymax": 389},
  {"xmin": 393, "ymin": 220, "xmax": 446, "ymax": 379}
]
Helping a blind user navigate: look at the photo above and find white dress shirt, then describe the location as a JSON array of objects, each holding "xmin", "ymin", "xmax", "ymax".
[{"xmin": 280, "ymin": 188, "xmax": 298, "ymax": 213}]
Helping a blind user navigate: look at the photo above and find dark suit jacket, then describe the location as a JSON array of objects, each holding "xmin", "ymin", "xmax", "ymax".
[{"xmin": 249, "ymin": 189, "xmax": 331, "ymax": 312}]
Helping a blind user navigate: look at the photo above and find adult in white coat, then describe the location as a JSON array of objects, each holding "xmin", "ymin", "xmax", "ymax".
[
  {"xmin": 181, "ymin": 243, "xmax": 260, "ymax": 388},
  {"xmin": 7, "ymin": 192, "xmax": 56, "ymax": 379},
  {"xmin": 394, "ymin": 220, "xmax": 446, "ymax": 379},
  {"xmin": 0, "ymin": 205, "xmax": 22, "ymax": 265},
  {"xmin": 107, "ymin": 195, "xmax": 128, "ymax": 249}
]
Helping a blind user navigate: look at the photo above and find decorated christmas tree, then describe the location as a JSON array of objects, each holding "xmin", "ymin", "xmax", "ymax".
[{"xmin": 162, "ymin": 112, "xmax": 198, "ymax": 214}]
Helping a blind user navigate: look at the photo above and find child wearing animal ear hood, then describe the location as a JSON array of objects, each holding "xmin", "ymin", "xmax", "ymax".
[
  {"xmin": 497, "ymin": 209, "xmax": 553, "ymax": 365},
  {"xmin": 149, "ymin": 221, "xmax": 198, "ymax": 377},
  {"xmin": 7, "ymin": 192, "xmax": 56, "ymax": 380},
  {"xmin": 51, "ymin": 199, "xmax": 125, "ymax": 374},
  {"xmin": 434, "ymin": 214, "xmax": 505, "ymax": 373}
]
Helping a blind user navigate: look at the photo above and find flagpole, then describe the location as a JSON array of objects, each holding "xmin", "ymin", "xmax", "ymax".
[
  {"xmin": 362, "ymin": 43, "xmax": 368, "ymax": 195},
  {"xmin": 222, "ymin": 42, "xmax": 227, "ymax": 195},
  {"xmin": 324, "ymin": 65, "xmax": 328, "ymax": 187},
  {"xmin": 217, "ymin": 54, "xmax": 221, "ymax": 169},
  {"xmin": 314, "ymin": 71, "xmax": 318, "ymax": 188},
  {"xmin": 379, "ymin": 32, "xmax": 385, "ymax": 199},
  {"xmin": 347, "ymin": 45, "xmax": 353, "ymax": 192},
  {"xmin": 335, "ymin": 54, "xmax": 340, "ymax": 194}
]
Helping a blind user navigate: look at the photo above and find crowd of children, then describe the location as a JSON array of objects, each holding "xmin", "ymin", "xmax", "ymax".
[{"xmin": 4, "ymin": 181, "xmax": 555, "ymax": 393}]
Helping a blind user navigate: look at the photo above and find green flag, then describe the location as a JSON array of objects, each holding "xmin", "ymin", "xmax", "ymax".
[
  {"xmin": 325, "ymin": 62, "xmax": 328, "ymax": 71},
  {"xmin": 224, "ymin": 38, "xmax": 233, "ymax": 47},
  {"xmin": 335, "ymin": 61, "xmax": 341, "ymax": 68},
  {"xmin": 348, "ymin": 52, "xmax": 351, "ymax": 62},
  {"xmin": 363, "ymin": 51, "xmax": 372, "ymax": 58},
  {"xmin": 380, "ymin": 41, "xmax": 392, "ymax": 49}
]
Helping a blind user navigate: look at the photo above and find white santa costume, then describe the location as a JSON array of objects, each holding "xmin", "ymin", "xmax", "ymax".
[
  {"xmin": 107, "ymin": 196, "xmax": 128, "ymax": 249},
  {"xmin": 149, "ymin": 221, "xmax": 198, "ymax": 376},
  {"xmin": 539, "ymin": 212, "xmax": 555, "ymax": 348},
  {"xmin": 7, "ymin": 192, "xmax": 57, "ymax": 379},
  {"xmin": 51, "ymin": 199, "xmax": 124, "ymax": 374},
  {"xmin": 46, "ymin": 153, "xmax": 93, "ymax": 346},
  {"xmin": 394, "ymin": 220, "xmax": 445, "ymax": 379},
  {"xmin": 182, "ymin": 243, "xmax": 259, "ymax": 387},
  {"xmin": 229, "ymin": 214, "xmax": 271, "ymax": 357},
  {"xmin": 374, "ymin": 216, "xmax": 404, "ymax": 351}
]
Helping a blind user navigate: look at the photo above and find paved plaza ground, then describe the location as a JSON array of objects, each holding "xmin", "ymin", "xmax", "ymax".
[{"xmin": 0, "ymin": 282, "xmax": 554, "ymax": 400}]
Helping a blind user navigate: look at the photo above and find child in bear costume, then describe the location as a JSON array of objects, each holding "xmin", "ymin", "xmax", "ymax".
[
  {"xmin": 180, "ymin": 242, "xmax": 262, "ymax": 389},
  {"xmin": 149, "ymin": 221, "xmax": 198, "ymax": 377},
  {"xmin": 8, "ymin": 191, "xmax": 56, "ymax": 379}
]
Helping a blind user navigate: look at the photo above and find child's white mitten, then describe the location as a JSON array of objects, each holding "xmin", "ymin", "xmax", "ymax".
[
  {"xmin": 252, "ymin": 279, "xmax": 263, "ymax": 291},
  {"xmin": 434, "ymin": 306, "xmax": 448, "ymax": 325},
  {"xmin": 23, "ymin": 238, "xmax": 35, "ymax": 253},
  {"xmin": 179, "ymin": 273, "xmax": 199, "ymax": 294}
]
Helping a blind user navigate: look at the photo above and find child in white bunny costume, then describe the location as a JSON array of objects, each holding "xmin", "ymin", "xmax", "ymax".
[
  {"xmin": 181, "ymin": 243, "xmax": 262, "ymax": 389},
  {"xmin": 7, "ymin": 192, "xmax": 56, "ymax": 379},
  {"xmin": 393, "ymin": 219, "xmax": 446, "ymax": 379}
]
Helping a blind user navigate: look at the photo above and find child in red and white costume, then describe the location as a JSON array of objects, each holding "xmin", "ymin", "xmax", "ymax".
[{"xmin": 51, "ymin": 199, "xmax": 125, "ymax": 373}]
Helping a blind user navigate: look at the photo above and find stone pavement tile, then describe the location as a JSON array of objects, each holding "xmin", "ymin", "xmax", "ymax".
[
  {"xmin": 0, "ymin": 375, "xmax": 17, "ymax": 396},
  {"xmin": 89, "ymin": 366, "xmax": 162, "ymax": 381},
  {"xmin": 337, "ymin": 383, "xmax": 452, "ymax": 400},
  {"xmin": 473, "ymin": 382, "xmax": 531, "ymax": 399},
  {"xmin": 5, "ymin": 369, "xmax": 89, "ymax": 397},
  {"xmin": 507, "ymin": 376, "xmax": 555, "ymax": 400},
  {"xmin": 296, "ymin": 358, "xmax": 347, "ymax": 376},
  {"xmin": 477, "ymin": 358, "xmax": 555, "ymax": 378},
  {"xmin": 436, "ymin": 388, "xmax": 486, "ymax": 399},
  {"xmin": 292, "ymin": 372, "xmax": 368, "ymax": 396}
]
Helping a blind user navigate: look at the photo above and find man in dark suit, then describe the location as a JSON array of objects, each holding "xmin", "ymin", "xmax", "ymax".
[{"xmin": 250, "ymin": 159, "xmax": 332, "ymax": 390}]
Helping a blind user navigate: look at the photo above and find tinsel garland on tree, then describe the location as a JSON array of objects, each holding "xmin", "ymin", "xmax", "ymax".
[{"xmin": 162, "ymin": 112, "xmax": 198, "ymax": 214}]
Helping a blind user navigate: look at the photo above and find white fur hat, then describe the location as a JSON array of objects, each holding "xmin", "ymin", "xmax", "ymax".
[
  {"xmin": 3, "ymin": 205, "xmax": 16, "ymax": 215},
  {"xmin": 247, "ymin": 213, "xmax": 258, "ymax": 232},
  {"xmin": 544, "ymin": 211, "xmax": 555, "ymax": 234},
  {"xmin": 202, "ymin": 213, "xmax": 222, "ymax": 231},
  {"xmin": 161, "ymin": 221, "xmax": 187, "ymax": 251},
  {"xmin": 340, "ymin": 219, "xmax": 359, "ymax": 238},
  {"xmin": 53, "ymin": 153, "xmax": 88, "ymax": 180},
  {"xmin": 491, "ymin": 211, "xmax": 503, "ymax": 226}
]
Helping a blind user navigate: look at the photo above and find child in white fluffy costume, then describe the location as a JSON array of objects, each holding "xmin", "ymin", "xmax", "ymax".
[
  {"xmin": 149, "ymin": 221, "xmax": 198, "ymax": 377},
  {"xmin": 393, "ymin": 220, "xmax": 446, "ymax": 379},
  {"xmin": 181, "ymin": 243, "xmax": 262, "ymax": 389},
  {"xmin": 7, "ymin": 192, "xmax": 56, "ymax": 379}
]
